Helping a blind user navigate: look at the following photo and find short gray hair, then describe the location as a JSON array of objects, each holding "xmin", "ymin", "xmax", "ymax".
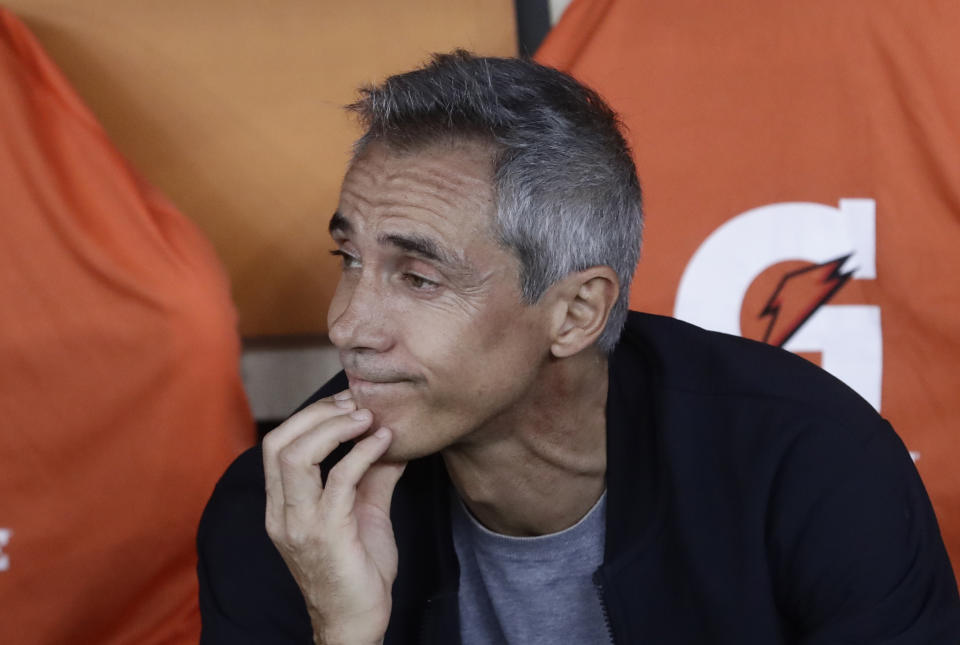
[{"xmin": 347, "ymin": 51, "xmax": 642, "ymax": 352}]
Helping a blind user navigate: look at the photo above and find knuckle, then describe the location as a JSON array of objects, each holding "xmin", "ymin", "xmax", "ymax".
[
  {"xmin": 264, "ymin": 516, "xmax": 282, "ymax": 539},
  {"xmin": 261, "ymin": 433, "xmax": 275, "ymax": 453},
  {"xmin": 285, "ymin": 528, "xmax": 309, "ymax": 547},
  {"xmin": 278, "ymin": 446, "xmax": 302, "ymax": 469},
  {"xmin": 261, "ymin": 430, "xmax": 282, "ymax": 454},
  {"xmin": 284, "ymin": 522, "xmax": 324, "ymax": 548},
  {"xmin": 267, "ymin": 511, "xmax": 326, "ymax": 549}
]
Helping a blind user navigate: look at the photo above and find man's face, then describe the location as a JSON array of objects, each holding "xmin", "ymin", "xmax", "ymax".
[{"xmin": 327, "ymin": 141, "xmax": 553, "ymax": 461}]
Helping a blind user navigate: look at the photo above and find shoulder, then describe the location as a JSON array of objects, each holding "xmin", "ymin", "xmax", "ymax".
[
  {"xmin": 199, "ymin": 446, "xmax": 267, "ymax": 542},
  {"xmin": 613, "ymin": 313, "xmax": 960, "ymax": 639},
  {"xmin": 197, "ymin": 446, "xmax": 274, "ymax": 602},
  {"xmin": 197, "ymin": 371, "xmax": 349, "ymax": 573},
  {"xmin": 619, "ymin": 311, "xmax": 868, "ymax": 412},
  {"xmin": 615, "ymin": 312, "xmax": 885, "ymax": 450},
  {"xmin": 613, "ymin": 312, "xmax": 900, "ymax": 493},
  {"xmin": 197, "ymin": 445, "xmax": 313, "ymax": 641},
  {"xmin": 196, "ymin": 371, "xmax": 349, "ymax": 642}
]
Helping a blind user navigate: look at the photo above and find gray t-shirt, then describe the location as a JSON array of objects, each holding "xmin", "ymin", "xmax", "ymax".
[{"xmin": 451, "ymin": 491, "xmax": 613, "ymax": 645}]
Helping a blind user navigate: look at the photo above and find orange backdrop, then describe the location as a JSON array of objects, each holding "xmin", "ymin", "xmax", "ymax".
[
  {"xmin": 3, "ymin": 0, "xmax": 518, "ymax": 337},
  {"xmin": 538, "ymin": 0, "xmax": 960, "ymax": 580}
]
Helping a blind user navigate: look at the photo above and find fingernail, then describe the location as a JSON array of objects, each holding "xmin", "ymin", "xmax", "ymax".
[
  {"xmin": 350, "ymin": 409, "xmax": 371, "ymax": 421},
  {"xmin": 335, "ymin": 397, "xmax": 355, "ymax": 409},
  {"xmin": 333, "ymin": 391, "xmax": 352, "ymax": 401},
  {"xmin": 374, "ymin": 427, "xmax": 390, "ymax": 440}
]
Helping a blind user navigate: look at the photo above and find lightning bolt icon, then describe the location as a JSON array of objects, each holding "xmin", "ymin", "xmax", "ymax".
[{"xmin": 759, "ymin": 254, "xmax": 855, "ymax": 347}]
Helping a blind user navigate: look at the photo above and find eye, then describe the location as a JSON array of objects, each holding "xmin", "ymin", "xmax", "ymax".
[
  {"xmin": 329, "ymin": 249, "xmax": 361, "ymax": 269},
  {"xmin": 403, "ymin": 272, "xmax": 439, "ymax": 291}
]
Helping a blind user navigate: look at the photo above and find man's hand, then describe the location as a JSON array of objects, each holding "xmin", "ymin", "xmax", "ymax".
[{"xmin": 263, "ymin": 391, "xmax": 407, "ymax": 645}]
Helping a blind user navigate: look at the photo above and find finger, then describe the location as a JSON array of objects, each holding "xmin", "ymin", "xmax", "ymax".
[
  {"xmin": 278, "ymin": 409, "xmax": 375, "ymax": 525},
  {"xmin": 264, "ymin": 391, "xmax": 354, "ymax": 529},
  {"xmin": 320, "ymin": 427, "xmax": 395, "ymax": 520},
  {"xmin": 265, "ymin": 391, "xmax": 356, "ymax": 455}
]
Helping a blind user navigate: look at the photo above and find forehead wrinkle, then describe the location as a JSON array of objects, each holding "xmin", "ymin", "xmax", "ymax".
[
  {"xmin": 339, "ymin": 171, "xmax": 488, "ymax": 235},
  {"xmin": 341, "ymin": 143, "xmax": 496, "ymax": 236},
  {"xmin": 384, "ymin": 156, "xmax": 493, "ymax": 221},
  {"xmin": 384, "ymin": 161, "xmax": 493, "ymax": 215}
]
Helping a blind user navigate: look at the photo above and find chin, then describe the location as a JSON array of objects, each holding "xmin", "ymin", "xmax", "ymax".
[
  {"xmin": 359, "ymin": 405, "xmax": 414, "ymax": 452},
  {"xmin": 373, "ymin": 413, "xmax": 445, "ymax": 462},
  {"xmin": 362, "ymin": 403, "xmax": 402, "ymax": 435},
  {"xmin": 371, "ymin": 432, "xmax": 431, "ymax": 464}
]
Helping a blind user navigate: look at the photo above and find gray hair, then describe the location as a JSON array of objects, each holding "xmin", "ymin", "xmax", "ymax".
[{"xmin": 347, "ymin": 50, "xmax": 643, "ymax": 352}]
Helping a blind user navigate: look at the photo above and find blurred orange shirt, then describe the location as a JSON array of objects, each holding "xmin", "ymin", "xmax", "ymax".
[{"xmin": 0, "ymin": 9, "xmax": 253, "ymax": 644}]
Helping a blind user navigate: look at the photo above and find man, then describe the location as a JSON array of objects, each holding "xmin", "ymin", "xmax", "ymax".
[{"xmin": 197, "ymin": 51, "xmax": 960, "ymax": 644}]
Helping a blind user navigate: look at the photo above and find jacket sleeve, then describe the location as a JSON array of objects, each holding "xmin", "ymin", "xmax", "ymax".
[
  {"xmin": 768, "ymin": 418, "xmax": 960, "ymax": 644},
  {"xmin": 197, "ymin": 372, "xmax": 347, "ymax": 645},
  {"xmin": 197, "ymin": 446, "xmax": 315, "ymax": 644},
  {"xmin": 197, "ymin": 374, "xmax": 350, "ymax": 643}
]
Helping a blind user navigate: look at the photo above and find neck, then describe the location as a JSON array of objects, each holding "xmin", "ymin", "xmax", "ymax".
[{"xmin": 441, "ymin": 350, "xmax": 609, "ymax": 536}]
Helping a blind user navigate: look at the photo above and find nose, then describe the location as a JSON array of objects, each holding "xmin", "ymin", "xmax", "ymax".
[{"xmin": 327, "ymin": 274, "xmax": 393, "ymax": 353}]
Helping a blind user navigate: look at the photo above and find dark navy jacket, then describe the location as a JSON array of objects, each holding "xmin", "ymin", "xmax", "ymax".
[{"xmin": 198, "ymin": 312, "xmax": 960, "ymax": 643}]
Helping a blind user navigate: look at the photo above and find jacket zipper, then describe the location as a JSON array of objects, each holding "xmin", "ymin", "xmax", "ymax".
[
  {"xmin": 594, "ymin": 573, "xmax": 616, "ymax": 644},
  {"xmin": 420, "ymin": 597, "xmax": 431, "ymax": 644}
]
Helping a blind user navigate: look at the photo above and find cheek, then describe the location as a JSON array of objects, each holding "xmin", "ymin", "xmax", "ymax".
[
  {"xmin": 414, "ymin": 319, "xmax": 537, "ymax": 406},
  {"xmin": 401, "ymin": 306, "xmax": 476, "ymax": 365}
]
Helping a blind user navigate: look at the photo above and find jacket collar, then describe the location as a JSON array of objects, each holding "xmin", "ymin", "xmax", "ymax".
[
  {"xmin": 387, "ymin": 313, "xmax": 662, "ymax": 643},
  {"xmin": 603, "ymin": 318, "xmax": 663, "ymax": 563}
]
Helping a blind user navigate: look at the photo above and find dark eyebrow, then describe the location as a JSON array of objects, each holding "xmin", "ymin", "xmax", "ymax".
[
  {"xmin": 379, "ymin": 232, "xmax": 468, "ymax": 273},
  {"xmin": 328, "ymin": 211, "xmax": 351, "ymax": 235},
  {"xmin": 329, "ymin": 211, "xmax": 471, "ymax": 274}
]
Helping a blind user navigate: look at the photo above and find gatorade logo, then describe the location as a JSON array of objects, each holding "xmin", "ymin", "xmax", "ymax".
[
  {"xmin": 755, "ymin": 254, "xmax": 855, "ymax": 348},
  {"xmin": 674, "ymin": 199, "xmax": 882, "ymax": 411}
]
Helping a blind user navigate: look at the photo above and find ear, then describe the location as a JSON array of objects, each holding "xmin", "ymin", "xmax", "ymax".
[{"xmin": 547, "ymin": 266, "xmax": 619, "ymax": 358}]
